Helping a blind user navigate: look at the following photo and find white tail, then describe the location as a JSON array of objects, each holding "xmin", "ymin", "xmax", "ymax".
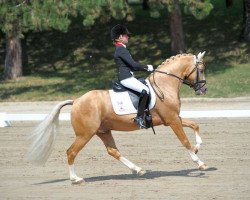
[{"xmin": 26, "ymin": 100, "xmax": 74, "ymax": 165}]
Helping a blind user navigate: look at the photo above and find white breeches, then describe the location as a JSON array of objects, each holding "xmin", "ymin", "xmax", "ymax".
[{"xmin": 120, "ymin": 77, "xmax": 149, "ymax": 94}]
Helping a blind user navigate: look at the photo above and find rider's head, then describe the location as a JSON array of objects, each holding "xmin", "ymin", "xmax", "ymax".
[{"xmin": 111, "ymin": 24, "xmax": 130, "ymax": 44}]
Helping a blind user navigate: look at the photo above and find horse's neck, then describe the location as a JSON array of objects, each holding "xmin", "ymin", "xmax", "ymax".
[
  {"xmin": 151, "ymin": 55, "xmax": 193, "ymax": 100},
  {"xmin": 165, "ymin": 56, "xmax": 191, "ymax": 77}
]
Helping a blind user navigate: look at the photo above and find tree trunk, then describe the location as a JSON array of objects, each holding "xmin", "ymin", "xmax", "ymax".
[
  {"xmin": 21, "ymin": 33, "xmax": 29, "ymax": 74},
  {"xmin": 142, "ymin": 0, "xmax": 149, "ymax": 10},
  {"xmin": 242, "ymin": 0, "xmax": 250, "ymax": 42},
  {"xmin": 169, "ymin": 0, "xmax": 185, "ymax": 55},
  {"xmin": 226, "ymin": 0, "xmax": 233, "ymax": 7},
  {"xmin": 4, "ymin": 36, "xmax": 23, "ymax": 80}
]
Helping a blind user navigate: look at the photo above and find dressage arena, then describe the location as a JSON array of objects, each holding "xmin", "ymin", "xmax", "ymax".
[{"xmin": 0, "ymin": 99, "xmax": 250, "ymax": 199}]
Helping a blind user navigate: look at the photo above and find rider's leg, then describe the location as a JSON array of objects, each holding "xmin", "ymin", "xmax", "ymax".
[
  {"xmin": 120, "ymin": 77, "xmax": 149, "ymax": 128},
  {"xmin": 120, "ymin": 77, "xmax": 149, "ymax": 94},
  {"xmin": 134, "ymin": 89, "xmax": 149, "ymax": 128}
]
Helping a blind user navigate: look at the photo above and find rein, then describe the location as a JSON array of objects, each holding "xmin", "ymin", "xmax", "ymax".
[{"xmin": 151, "ymin": 61, "xmax": 206, "ymax": 101}]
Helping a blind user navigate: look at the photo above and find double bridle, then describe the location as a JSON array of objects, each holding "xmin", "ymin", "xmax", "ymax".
[{"xmin": 151, "ymin": 61, "xmax": 206, "ymax": 101}]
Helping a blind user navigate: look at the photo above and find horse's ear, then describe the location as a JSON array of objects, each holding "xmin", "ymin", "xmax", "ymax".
[{"xmin": 197, "ymin": 51, "xmax": 206, "ymax": 62}]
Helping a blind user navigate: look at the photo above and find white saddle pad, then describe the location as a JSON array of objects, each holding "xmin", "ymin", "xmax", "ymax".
[{"xmin": 109, "ymin": 80, "xmax": 156, "ymax": 115}]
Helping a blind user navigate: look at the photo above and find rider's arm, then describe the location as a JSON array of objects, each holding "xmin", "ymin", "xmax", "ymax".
[{"xmin": 118, "ymin": 47, "xmax": 148, "ymax": 71}]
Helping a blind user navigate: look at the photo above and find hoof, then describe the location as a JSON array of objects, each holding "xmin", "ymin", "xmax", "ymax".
[
  {"xmin": 70, "ymin": 177, "xmax": 84, "ymax": 184},
  {"xmin": 137, "ymin": 169, "xmax": 146, "ymax": 177},
  {"xmin": 198, "ymin": 164, "xmax": 208, "ymax": 171},
  {"xmin": 132, "ymin": 168, "xmax": 146, "ymax": 177}
]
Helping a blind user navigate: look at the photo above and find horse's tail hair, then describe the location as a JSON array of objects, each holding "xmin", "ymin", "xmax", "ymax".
[{"xmin": 26, "ymin": 100, "xmax": 74, "ymax": 165}]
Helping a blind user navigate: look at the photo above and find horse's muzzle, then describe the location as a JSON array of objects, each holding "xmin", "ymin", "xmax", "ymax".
[{"xmin": 195, "ymin": 86, "xmax": 207, "ymax": 95}]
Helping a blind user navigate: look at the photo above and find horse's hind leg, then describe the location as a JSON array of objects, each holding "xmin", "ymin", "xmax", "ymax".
[
  {"xmin": 67, "ymin": 135, "xmax": 93, "ymax": 184},
  {"xmin": 181, "ymin": 118, "xmax": 202, "ymax": 153},
  {"xmin": 97, "ymin": 131, "xmax": 146, "ymax": 176}
]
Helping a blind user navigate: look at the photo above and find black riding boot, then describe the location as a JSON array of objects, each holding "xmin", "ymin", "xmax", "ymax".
[{"xmin": 134, "ymin": 89, "xmax": 149, "ymax": 129}]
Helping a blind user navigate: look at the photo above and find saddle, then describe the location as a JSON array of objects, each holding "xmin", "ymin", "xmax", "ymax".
[
  {"xmin": 111, "ymin": 78, "xmax": 153, "ymax": 129},
  {"xmin": 112, "ymin": 78, "xmax": 149, "ymax": 108}
]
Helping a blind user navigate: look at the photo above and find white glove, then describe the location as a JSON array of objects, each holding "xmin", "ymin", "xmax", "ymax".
[{"xmin": 147, "ymin": 65, "xmax": 154, "ymax": 72}]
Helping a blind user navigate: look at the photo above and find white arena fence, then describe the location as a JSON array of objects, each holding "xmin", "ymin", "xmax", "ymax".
[{"xmin": 1, "ymin": 110, "xmax": 250, "ymax": 127}]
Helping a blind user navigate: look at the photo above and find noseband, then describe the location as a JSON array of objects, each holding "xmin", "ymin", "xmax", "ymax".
[
  {"xmin": 183, "ymin": 61, "xmax": 207, "ymax": 92},
  {"xmin": 151, "ymin": 61, "xmax": 206, "ymax": 101}
]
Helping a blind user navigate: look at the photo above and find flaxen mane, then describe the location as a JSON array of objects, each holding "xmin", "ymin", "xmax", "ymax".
[{"xmin": 158, "ymin": 53, "xmax": 193, "ymax": 69}]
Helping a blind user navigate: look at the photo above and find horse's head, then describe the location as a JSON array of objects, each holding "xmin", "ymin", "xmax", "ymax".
[{"xmin": 184, "ymin": 52, "xmax": 207, "ymax": 95}]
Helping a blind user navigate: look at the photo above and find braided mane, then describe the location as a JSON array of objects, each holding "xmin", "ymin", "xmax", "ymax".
[{"xmin": 157, "ymin": 53, "xmax": 193, "ymax": 69}]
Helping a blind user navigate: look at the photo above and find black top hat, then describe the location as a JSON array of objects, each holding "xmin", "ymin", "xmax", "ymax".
[{"xmin": 110, "ymin": 24, "xmax": 130, "ymax": 40}]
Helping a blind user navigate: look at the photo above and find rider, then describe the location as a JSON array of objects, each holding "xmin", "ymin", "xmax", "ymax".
[{"xmin": 110, "ymin": 24, "xmax": 154, "ymax": 129}]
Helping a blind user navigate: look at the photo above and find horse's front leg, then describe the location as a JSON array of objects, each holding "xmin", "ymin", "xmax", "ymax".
[
  {"xmin": 181, "ymin": 118, "xmax": 202, "ymax": 154},
  {"xmin": 169, "ymin": 117, "xmax": 207, "ymax": 170}
]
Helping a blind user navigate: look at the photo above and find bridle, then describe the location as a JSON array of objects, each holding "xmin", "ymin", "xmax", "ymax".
[{"xmin": 151, "ymin": 60, "xmax": 206, "ymax": 101}]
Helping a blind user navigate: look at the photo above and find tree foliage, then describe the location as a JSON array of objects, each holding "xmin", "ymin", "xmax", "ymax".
[
  {"xmin": 0, "ymin": 0, "xmax": 131, "ymax": 79},
  {"xmin": 147, "ymin": 0, "xmax": 213, "ymax": 20},
  {"xmin": 0, "ymin": 0, "xmax": 131, "ymax": 37},
  {"xmin": 143, "ymin": 0, "xmax": 213, "ymax": 54}
]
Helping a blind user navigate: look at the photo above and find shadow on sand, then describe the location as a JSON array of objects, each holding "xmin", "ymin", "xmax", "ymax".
[
  {"xmin": 33, "ymin": 167, "xmax": 217, "ymax": 185},
  {"xmin": 84, "ymin": 167, "xmax": 217, "ymax": 183}
]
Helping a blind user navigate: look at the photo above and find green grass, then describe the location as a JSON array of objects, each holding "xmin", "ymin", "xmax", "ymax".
[{"xmin": 0, "ymin": 0, "xmax": 249, "ymax": 101}]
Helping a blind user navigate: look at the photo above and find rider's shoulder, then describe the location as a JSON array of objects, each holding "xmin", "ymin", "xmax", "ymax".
[{"xmin": 116, "ymin": 46, "xmax": 128, "ymax": 54}]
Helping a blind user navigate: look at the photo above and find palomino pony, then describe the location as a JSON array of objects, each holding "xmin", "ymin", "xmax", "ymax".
[{"xmin": 27, "ymin": 52, "xmax": 207, "ymax": 184}]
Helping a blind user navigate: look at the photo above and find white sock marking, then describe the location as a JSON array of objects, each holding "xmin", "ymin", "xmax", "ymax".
[
  {"xmin": 188, "ymin": 150, "xmax": 204, "ymax": 167},
  {"xmin": 119, "ymin": 156, "xmax": 141, "ymax": 173}
]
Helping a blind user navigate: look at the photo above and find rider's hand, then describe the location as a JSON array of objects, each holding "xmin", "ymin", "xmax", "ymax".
[{"xmin": 147, "ymin": 65, "xmax": 154, "ymax": 72}]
